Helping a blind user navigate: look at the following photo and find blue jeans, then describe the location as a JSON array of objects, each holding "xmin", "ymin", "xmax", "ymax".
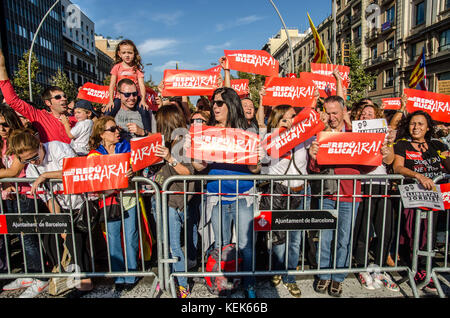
[
  {"xmin": 106, "ymin": 204, "xmax": 138, "ymax": 284},
  {"xmin": 211, "ymin": 198, "xmax": 255, "ymax": 288},
  {"xmin": 317, "ymin": 199, "xmax": 359, "ymax": 283},
  {"xmin": 272, "ymin": 187, "xmax": 311, "ymax": 284}
]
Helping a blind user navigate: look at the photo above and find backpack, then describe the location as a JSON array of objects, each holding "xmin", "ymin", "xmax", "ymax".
[{"xmin": 205, "ymin": 243, "xmax": 242, "ymax": 296}]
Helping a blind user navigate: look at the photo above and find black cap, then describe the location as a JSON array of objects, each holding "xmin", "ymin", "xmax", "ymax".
[{"xmin": 74, "ymin": 99, "xmax": 98, "ymax": 117}]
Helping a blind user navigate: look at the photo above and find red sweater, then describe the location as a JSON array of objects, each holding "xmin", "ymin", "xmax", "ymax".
[{"xmin": 0, "ymin": 80, "xmax": 76, "ymax": 144}]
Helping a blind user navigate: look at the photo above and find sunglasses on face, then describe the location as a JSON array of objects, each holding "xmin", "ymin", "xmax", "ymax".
[
  {"xmin": 48, "ymin": 94, "xmax": 67, "ymax": 100},
  {"xmin": 191, "ymin": 118, "xmax": 206, "ymax": 124},
  {"xmin": 0, "ymin": 122, "xmax": 9, "ymax": 128},
  {"xmin": 213, "ymin": 100, "xmax": 225, "ymax": 107},
  {"xmin": 104, "ymin": 126, "xmax": 120, "ymax": 133},
  {"xmin": 120, "ymin": 91, "xmax": 138, "ymax": 98},
  {"xmin": 20, "ymin": 153, "xmax": 40, "ymax": 164}
]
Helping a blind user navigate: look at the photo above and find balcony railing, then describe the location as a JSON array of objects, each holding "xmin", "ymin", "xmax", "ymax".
[
  {"xmin": 365, "ymin": 28, "xmax": 379, "ymax": 43},
  {"xmin": 364, "ymin": 49, "xmax": 396, "ymax": 67}
]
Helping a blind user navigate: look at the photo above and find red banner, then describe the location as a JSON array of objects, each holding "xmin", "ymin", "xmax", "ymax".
[
  {"xmin": 262, "ymin": 77, "xmax": 316, "ymax": 107},
  {"xmin": 161, "ymin": 69, "xmax": 219, "ymax": 97},
  {"xmin": 186, "ymin": 125, "xmax": 260, "ymax": 165},
  {"xmin": 77, "ymin": 82, "xmax": 110, "ymax": 105},
  {"xmin": 144, "ymin": 86, "xmax": 159, "ymax": 111},
  {"xmin": 404, "ymin": 88, "xmax": 450, "ymax": 123},
  {"xmin": 130, "ymin": 133, "xmax": 164, "ymax": 172},
  {"xmin": 287, "ymin": 73, "xmax": 297, "ymax": 78},
  {"xmin": 224, "ymin": 50, "xmax": 279, "ymax": 77},
  {"xmin": 299, "ymin": 72, "xmax": 336, "ymax": 98},
  {"xmin": 262, "ymin": 108, "xmax": 325, "ymax": 159},
  {"xmin": 0, "ymin": 215, "xmax": 6, "ymax": 234},
  {"xmin": 62, "ymin": 153, "xmax": 130, "ymax": 194},
  {"xmin": 316, "ymin": 132, "xmax": 385, "ymax": 166},
  {"xmin": 440, "ymin": 183, "xmax": 450, "ymax": 210},
  {"xmin": 310, "ymin": 63, "xmax": 350, "ymax": 88},
  {"xmin": 382, "ymin": 97, "xmax": 401, "ymax": 110},
  {"xmin": 205, "ymin": 65, "xmax": 222, "ymax": 74},
  {"xmin": 230, "ymin": 79, "xmax": 249, "ymax": 97}
]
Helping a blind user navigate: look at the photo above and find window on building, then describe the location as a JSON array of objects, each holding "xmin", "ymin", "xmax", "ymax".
[
  {"xmin": 415, "ymin": 1, "xmax": 425, "ymax": 26},
  {"xmin": 371, "ymin": 45, "xmax": 378, "ymax": 58},
  {"xmin": 439, "ymin": 29, "xmax": 450, "ymax": 51},
  {"xmin": 447, "ymin": 0, "xmax": 450, "ymax": 10},
  {"xmin": 387, "ymin": 38, "xmax": 395, "ymax": 51},
  {"xmin": 386, "ymin": 6, "xmax": 395, "ymax": 23},
  {"xmin": 385, "ymin": 68, "xmax": 394, "ymax": 87},
  {"xmin": 439, "ymin": 72, "xmax": 450, "ymax": 80},
  {"xmin": 371, "ymin": 76, "xmax": 377, "ymax": 91},
  {"xmin": 410, "ymin": 42, "xmax": 417, "ymax": 61}
]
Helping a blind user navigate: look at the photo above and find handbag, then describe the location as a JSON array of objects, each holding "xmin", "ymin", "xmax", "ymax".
[
  {"xmin": 72, "ymin": 198, "xmax": 100, "ymax": 233},
  {"xmin": 98, "ymin": 193, "xmax": 122, "ymax": 222}
]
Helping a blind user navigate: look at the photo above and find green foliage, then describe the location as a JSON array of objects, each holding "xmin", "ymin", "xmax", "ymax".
[
  {"xmin": 347, "ymin": 45, "xmax": 376, "ymax": 107},
  {"xmin": 50, "ymin": 68, "xmax": 78, "ymax": 102},
  {"xmin": 12, "ymin": 50, "xmax": 42, "ymax": 102},
  {"xmin": 103, "ymin": 75, "xmax": 111, "ymax": 86},
  {"xmin": 236, "ymin": 71, "xmax": 266, "ymax": 107}
]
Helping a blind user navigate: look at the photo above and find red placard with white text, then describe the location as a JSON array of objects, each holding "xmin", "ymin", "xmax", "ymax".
[
  {"xmin": 187, "ymin": 125, "xmax": 260, "ymax": 165},
  {"xmin": 310, "ymin": 63, "xmax": 350, "ymax": 88},
  {"xmin": 144, "ymin": 86, "xmax": 159, "ymax": 111},
  {"xmin": 205, "ymin": 65, "xmax": 222, "ymax": 74},
  {"xmin": 162, "ymin": 69, "xmax": 219, "ymax": 97},
  {"xmin": 439, "ymin": 183, "xmax": 450, "ymax": 210},
  {"xmin": 62, "ymin": 153, "xmax": 130, "ymax": 194},
  {"xmin": 404, "ymin": 88, "xmax": 450, "ymax": 123},
  {"xmin": 381, "ymin": 97, "xmax": 401, "ymax": 110},
  {"xmin": 130, "ymin": 133, "xmax": 164, "ymax": 172},
  {"xmin": 299, "ymin": 72, "xmax": 336, "ymax": 98},
  {"xmin": 262, "ymin": 77, "xmax": 316, "ymax": 107},
  {"xmin": 77, "ymin": 82, "xmax": 110, "ymax": 105},
  {"xmin": 316, "ymin": 132, "xmax": 385, "ymax": 166},
  {"xmin": 262, "ymin": 108, "xmax": 325, "ymax": 158},
  {"xmin": 224, "ymin": 50, "xmax": 279, "ymax": 77},
  {"xmin": 231, "ymin": 79, "xmax": 249, "ymax": 97}
]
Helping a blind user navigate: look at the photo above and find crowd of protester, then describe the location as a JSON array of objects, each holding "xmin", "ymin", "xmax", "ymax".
[{"xmin": 0, "ymin": 39, "xmax": 449, "ymax": 299}]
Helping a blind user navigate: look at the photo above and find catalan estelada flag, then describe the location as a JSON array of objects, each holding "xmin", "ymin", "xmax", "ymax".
[
  {"xmin": 307, "ymin": 12, "xmax": 329, "ymax": 64},
  {"xmin": 408, "ymin": 47, "xmax": 427, "ymax": 91}
]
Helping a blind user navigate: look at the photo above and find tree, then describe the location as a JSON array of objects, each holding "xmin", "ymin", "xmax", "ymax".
[
  {"xmin": 236, "ymin": 71, "xmax": 266, "ymax": 107},
  {"xmin": 12, "ymin": 50, "xmax": 42, "ymax": 103},
  {"xmin": 50, "ymin": 68, "xmax": 78, "ymax": 102},
  {"xmin": 346, "ymin": 45, "xmax": 376, "ymax": 106}
]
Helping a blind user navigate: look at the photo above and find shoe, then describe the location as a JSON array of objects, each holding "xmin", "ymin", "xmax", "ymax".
[
  {"xmin": 358, "ymin": 272, "xmax": 378, "ymax": 290},
  {"xmin": 373, "ymin": 272, "xmax": 399, "ymax": 292},
  {"xmin": 18, "ymin": 279, "xmax": 48, "ymax": 298},
  {"xmin": 314, "ymin": 279, "xmax": 330, "ymax": 294},
  {"xmin": 386, "ymin": 254, "xmax": 396, "ymax": 267},
  {"xmin": 328, "ymin": 281, "xmax": 343, "ymax": 297},
  {"xmin": 244, "ymin": 286, "xmax": 256, "ymax": 298},
  {"xmin": 424, "ymin": 278, "xmax": 437, "ymax": 292},
  {"xmin": 3, "ymin": 278, "xmax": 35, "ymax": 291},
  {"xmin": 283, "ymin": 282, "xmax": 301, "ymax": 298},
  {"xmin": 414, "ymin": 270, "xmax": 427, "ymax": 284},
  {"xmin": 177, "ymin": 285, "xmax": 190, "ymax": 298},
  {"xmin": 271, "ymin": 275, "xmax": 282, "ymax": 287}
]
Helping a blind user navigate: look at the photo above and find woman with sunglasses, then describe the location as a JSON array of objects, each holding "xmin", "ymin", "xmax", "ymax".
[
  {"xmin": 88, "ymin": 116, "xmax": 138, "ymax": 291},
  {"xmin": 189, "ymin": 110, "xmax": 210, "ymax": 127},
  {"xmin": 193, "ymin": 87, "xmax": 261, "ymax": 298}
]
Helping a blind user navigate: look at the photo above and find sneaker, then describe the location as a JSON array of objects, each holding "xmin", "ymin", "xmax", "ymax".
[
  {"xmin": 414, "ymin": 270, "xmax": 427, "ymax": 284},
  {"xmin": 245, "ymin": 286, "xmax": 256, "ymax": 298},
  {"xmin": 283, "ymin": 282, "xmax": 301, "ymax": 298},
  {"xmin": 271, "ymin": 275, "xmax": 282, "ymax": 287},
  {"xmin": 358, "ymin": 272, "xmax": 378, "ymax": 290},
  {"xmin": 18, "ymin": 279, "xmax": 48, "ymax": 298},
  {"xmin": 374, "ymin": 272, "xmax": 399, "ymax": 292},
  {"xmin": 314, "ymin": 279, "xmax": 330, "ymax": 294},
  {"xmin": 177, "ymin": 285, "xmax": 190, "ymax": 299},
  {"xmin": 424, "ymin": 278, "xmax": 437, "ymax": 292},
  {"xmin": 328, "ymin": 280, "xmax": 343, "ymax": 297},
  {"xmin": 3, "ymin": 278, "xmax": 35, "ymax": 291}
]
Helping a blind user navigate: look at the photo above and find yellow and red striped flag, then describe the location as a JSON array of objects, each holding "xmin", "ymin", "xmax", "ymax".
[
  {"xmin": 408, "ymin": 47, "xmax": 427, "ymax": 90},
  {"xmin": 307, "ymin": 12, "xmax": 329, "ymax": 64}
]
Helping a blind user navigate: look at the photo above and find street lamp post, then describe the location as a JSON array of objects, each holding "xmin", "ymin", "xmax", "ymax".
[
  {"xmin": 28, "ymin": 0, "xmax": 61, "ymax": 102},
  {"xmin": 268, "ymin": 0, "xmax": 295, "ymax": 74}
]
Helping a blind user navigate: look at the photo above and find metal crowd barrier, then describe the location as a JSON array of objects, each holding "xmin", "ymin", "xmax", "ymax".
[
  {"xmin": 160, "ymin": 174, "xmax": 424, "ymax": 298},
  {"xmin": 0, "ymin": 176, "xmax": 162, "ymax": 298}
]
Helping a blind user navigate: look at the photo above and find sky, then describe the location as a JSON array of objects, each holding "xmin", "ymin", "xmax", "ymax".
[{"xmin": 73, "ymin": 0, "xmax": 332, "ymax": 84}]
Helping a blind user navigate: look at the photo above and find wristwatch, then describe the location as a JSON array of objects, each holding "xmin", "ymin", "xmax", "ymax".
[{"xmin": 169, "ymin": 158, "xmax": 178, "ymax": 167}]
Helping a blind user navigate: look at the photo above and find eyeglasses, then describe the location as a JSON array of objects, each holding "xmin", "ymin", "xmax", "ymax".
[
  {"xmin": 48, "ymin": 94, "xmax": 67, "ymax": 100},
  {"xmin": 120, "ymin": 91, "xmax": 138, "ymax": 98},
  {"xmin": 213, "ymin": 100, "xmax": 225, "ymax": 107},
  {"xmin": 104, "ymin": 126, "xmax": 119, "ymax": 133},
  {"xmin": 0, "ymin": 122, "xmax": 9, "ymax": 128},
  {"xmin": 190, "ymin": 118, "xmax": 206, "ymax": 124},
  {"xmin": 20, "ymin": 153, "xmax": 40, "ymax": 164}
]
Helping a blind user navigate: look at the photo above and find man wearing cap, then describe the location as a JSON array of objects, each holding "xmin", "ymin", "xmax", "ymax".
[
  {"xmin": 60, "ymin": 100, "xmax": 97, "ymax": 156},
  {"xmin": 0, "ymin": 49, "xmax": 77, "ymax": 144}
]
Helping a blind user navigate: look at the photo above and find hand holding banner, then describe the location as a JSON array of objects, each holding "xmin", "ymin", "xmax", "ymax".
[
  {"xmin": 404, "ymin": 88, "xmax": 450, "ymax": 123},
  {"xmin": 62, "ymin": 153, "xmax": 131, "ymax": 194},
  {"xmin": 130, "ymin": 133, "xmax": 164, "ymax": 172},
  {"xmin": 224, "ymin": 50, "xmax": 279, "ymax": 77},
  {"xmin": 186, "ymin": 125, "xmax": 260, "ymax": 165},
  {"xmin": 316, "ymin": 132, "xmax": 385, "ymax": 166},
  {"xmin": 262, "ymin": 107, "xmax": 325, "ymax": 159},
  {"xmin": 381, "ymin": 97, "xmax": 402, "ymax": 110},
  {"xmin": 262, "ymin": 77, "xmax": 316, "ymax": 107},
  {"xmin": 310, "ymin": 63, "xmax": 350, "ymax": 88},
  {"xmin": 299, "ymin": 72, "xmax": 336, "ymax": 98},
  {"xmin": 162, "ymin": 69, "xmax": 219, "ymax": 97},
  {"xmin": 77, "ymin": 82, "xmax": 110, "ymax": 105}
]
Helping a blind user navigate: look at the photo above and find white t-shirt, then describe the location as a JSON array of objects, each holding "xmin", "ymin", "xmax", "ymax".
[
  {"xmin": 26, "ymin": 141, "xmax": 84, "ymax": 210},
  {"xmin": 70, "ymin": 119, "xmax": 93, "ymax": 155}
]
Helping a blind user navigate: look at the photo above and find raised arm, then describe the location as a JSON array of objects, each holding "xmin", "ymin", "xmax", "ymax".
[{"xmin": 219, "ymin": 56, "xmax": 231, "ymax": 88}]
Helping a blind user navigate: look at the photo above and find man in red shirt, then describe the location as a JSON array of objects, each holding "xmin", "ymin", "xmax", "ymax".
[{"xmin": 0, "ymin": 49, "xmax": 76, "ymax": 144}]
